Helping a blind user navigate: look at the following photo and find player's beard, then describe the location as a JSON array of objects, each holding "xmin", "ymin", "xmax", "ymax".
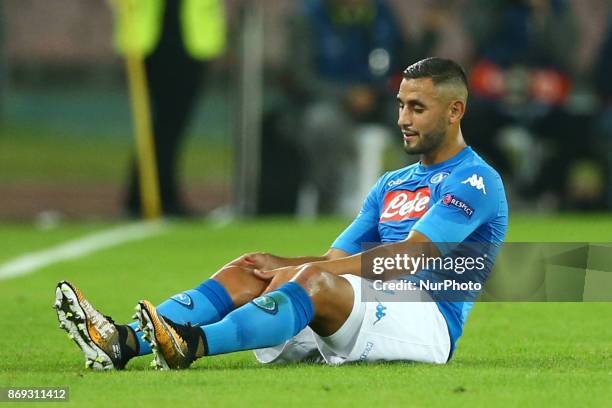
[{"xmin": 402, "ymin": 118, "xmax": 447, "ymax": 156}]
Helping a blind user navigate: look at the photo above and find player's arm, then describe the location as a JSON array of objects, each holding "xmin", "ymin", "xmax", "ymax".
[
  {"xmin": 255, "ymin": 231, "xmax": 440, "ymax": 281},
  {"xmin": 269, "ymin": 248, "xmax": 350, "ymax": 266},
  {"xmin": 226, "ymin": 249, "xmax": 349, "ymax": 271},
  {"xmin": 295, "ymin": 230, "xmax": 437, "ymax": 278},
  {"xmin": 255, "ymin": 230, "xmax": 437, "ymax": 282}
]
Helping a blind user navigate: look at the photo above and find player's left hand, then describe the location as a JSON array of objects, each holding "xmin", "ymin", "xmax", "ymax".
[
  {"xmin": 224, "ymin": 252, "xmax": 281, "ymax": 271},
  {"xmin": 253, "ymin": 265, "xmax": 300, "ymax": 293}
]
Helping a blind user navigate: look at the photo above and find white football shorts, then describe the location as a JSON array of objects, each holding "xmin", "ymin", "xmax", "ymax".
[{"xmin": 254, "ymin": 274, "xmax": 451, "ymax": 365}]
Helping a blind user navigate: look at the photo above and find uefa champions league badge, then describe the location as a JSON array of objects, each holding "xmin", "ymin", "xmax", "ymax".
[{"xmin": 430, "ymin": 172, "xmax": 449, "ymax": 184}]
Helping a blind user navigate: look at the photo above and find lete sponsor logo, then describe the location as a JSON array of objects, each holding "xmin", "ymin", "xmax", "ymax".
[{"xmin": 380, "ymin": 187, "xmax": 431, "ymax": 221}]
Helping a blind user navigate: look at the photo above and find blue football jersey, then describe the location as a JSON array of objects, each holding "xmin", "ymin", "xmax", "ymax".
[{"xmin": 331, "ymin": 146, "xmax": 508, "ymax": 356}]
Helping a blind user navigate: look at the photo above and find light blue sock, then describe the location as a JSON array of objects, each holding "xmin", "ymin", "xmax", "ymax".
[
  {"xmin": 129, "ymin": 279, "xmax": 234, "ymax": 356},
  {"xmin": 128, "ymin": 322, "xmax": 151, "ymax": 355},
  {"xmin": 157, "ymin": 280, "xmax": 234, "ymax": 325},
  {"xmin": 201, "ymin": 282, "xmax": 315, "ymax": 356}
]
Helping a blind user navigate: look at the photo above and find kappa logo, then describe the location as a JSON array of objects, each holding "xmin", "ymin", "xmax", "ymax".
[
  {"xmin": 171, "ymin": 293, "xmax": 193, "ymax": 309},
  {"xmin": 461, "ymin": 174, "xmax": 487, "ymax": 194},
  {"xmin": 252, "ymin": 296, "xmax": 278, "ymax": 315},
  {"xmin": 373, "ymin": 302, "xmax": 387, "ymax": 325},
  {"xmin": 380, "ymin": 187, "xmax": 431, "ymax": 222}
]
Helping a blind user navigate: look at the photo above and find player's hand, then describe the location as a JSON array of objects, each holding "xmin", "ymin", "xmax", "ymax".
[
  {"xmin": 252, "ymin": 265, "xmax": 290, "ymax": 281},
  {"xmin": 253, "ymin": 265, "xmax": 300, "ymax": 292},
  {"xmin": 224, "ymin": 252, "xmax": 282, "ymax": 271}
]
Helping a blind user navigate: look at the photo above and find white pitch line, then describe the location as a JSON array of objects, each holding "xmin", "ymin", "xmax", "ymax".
[{"xmin": 0, "ymin": 220, "xmax": 168, "ymax": 281}]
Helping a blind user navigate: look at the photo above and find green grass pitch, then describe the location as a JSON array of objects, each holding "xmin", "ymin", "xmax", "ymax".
[{"xmin": 1, "ymin": 215, "xmax": 611, "ymax": 407}]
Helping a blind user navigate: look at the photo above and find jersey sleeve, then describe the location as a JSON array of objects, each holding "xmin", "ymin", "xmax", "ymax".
[
  {"xmin": 413, "ymin": 165, "xmax": 503, "ymax": 249},
  {"xmin": 331, "ymin": 176, "xmax": 384, "ymax": 255}
]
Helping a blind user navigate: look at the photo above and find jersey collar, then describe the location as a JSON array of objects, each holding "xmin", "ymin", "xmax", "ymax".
[{"xmin": 417, "ymin": 146, "xmax": 472, "ymax": 172}]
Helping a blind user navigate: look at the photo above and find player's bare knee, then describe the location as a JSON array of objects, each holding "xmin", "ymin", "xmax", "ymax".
[
  {"xmin": 292, "ymin": 264, "xmax": 337, "ymax": 298},
  {"xmin": 211, "ymin": 265, "xmax": 267, "ymax": 307}
]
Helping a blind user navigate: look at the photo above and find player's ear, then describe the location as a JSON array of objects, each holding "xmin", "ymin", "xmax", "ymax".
[{"xmin": 448, "ymin": 100, "xmax": 465, "ymax": 124}]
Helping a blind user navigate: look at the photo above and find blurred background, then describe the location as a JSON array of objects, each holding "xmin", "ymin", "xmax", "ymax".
[{"xmin": 1, "ymin": 0, "xmax": 611, "ymax": 223}]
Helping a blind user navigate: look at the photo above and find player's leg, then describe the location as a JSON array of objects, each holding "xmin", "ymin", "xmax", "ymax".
[
  {"xmin": 136, "ymin": 264, "xmax": 355, "ymax": 369},
  {"xmin": 55, "ymin": 264, "xmax": 268, "ymax": 370},
  {"xmin": 126, "ymin": 263, "xmax": 266, "ymax": 353}
]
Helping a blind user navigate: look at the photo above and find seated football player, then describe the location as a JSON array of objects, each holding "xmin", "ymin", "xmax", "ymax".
[{"xmin": 55, "ymin": 58, "xmax": 508, "ymax": 370}]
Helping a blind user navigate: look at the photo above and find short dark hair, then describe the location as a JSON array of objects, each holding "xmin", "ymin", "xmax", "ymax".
[{"xmin": 403, "ymin": 57, "xmax": 468, "ymax": 92}]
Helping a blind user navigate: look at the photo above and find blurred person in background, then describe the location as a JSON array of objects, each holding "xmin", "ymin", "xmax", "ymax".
[
  {"xmin": 111, "ymin": 0, "xmax": 226, "ymax": 218},
  {"xmin": 593, "ymin": 10, "xmax": 612, "ymax": 209},
  {"xmin": 280, "ymin": 0, "xmax": 406, "ymax": 215},
  {"xmin": 461, "ymin": 0, "xmax": 606, "ymax": 209},
  {"xmin": 259, "ymin": 0, "xmax": 451, "ymax": 216}
]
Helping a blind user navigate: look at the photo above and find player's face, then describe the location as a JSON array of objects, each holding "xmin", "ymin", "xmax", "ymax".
[{"xmin": 397, "ymin": 78, "xmax": 449, "ymax": 155}]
